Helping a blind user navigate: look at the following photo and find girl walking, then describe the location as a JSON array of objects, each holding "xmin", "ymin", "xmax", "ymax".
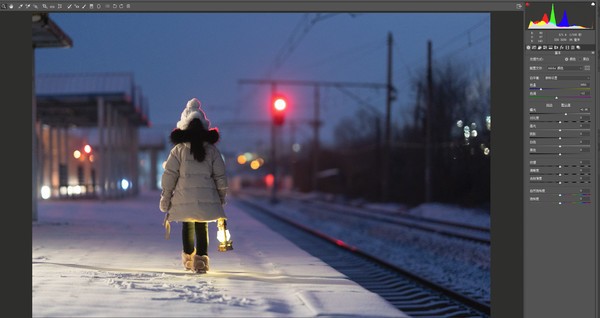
[{"xmin": 159, "ymin": 98, "xmax": 228, "ymax": 273}]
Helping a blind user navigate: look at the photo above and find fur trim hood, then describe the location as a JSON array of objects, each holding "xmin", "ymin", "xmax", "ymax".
[{"xmin": 170, "ymin": 127, "xmax": 220, "ymax": 145}]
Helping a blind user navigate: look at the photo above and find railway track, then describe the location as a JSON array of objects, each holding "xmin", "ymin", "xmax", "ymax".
[
  {"xmin": 289, "ymin": 198, "xmax": 490, "ymax": 244},
  {"xmin": 241, "ymin": 190, "xmax": 490, "ymax": 244},
  {"xmin": 236, "ymin": 198, "xmax": 491, "ymax": 318}
]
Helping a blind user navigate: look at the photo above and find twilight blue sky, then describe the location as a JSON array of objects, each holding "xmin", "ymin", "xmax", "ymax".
[{"xmin": 35, "ymin": 12, "xmax": 490, "ymax": 155}]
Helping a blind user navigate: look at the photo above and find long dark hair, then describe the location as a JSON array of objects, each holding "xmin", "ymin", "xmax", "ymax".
[{"xmin": 169, "ymin": 118, "xmax": 220, "ymax": 162}]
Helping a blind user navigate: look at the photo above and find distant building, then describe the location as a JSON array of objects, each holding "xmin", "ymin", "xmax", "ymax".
[
  {"xmin": 33, "ymin": 13, "xmax": 73, "ymax": 221},
  {"xmin": 35, "ymin": 72, "xmax": 155, "ymax": 201}
]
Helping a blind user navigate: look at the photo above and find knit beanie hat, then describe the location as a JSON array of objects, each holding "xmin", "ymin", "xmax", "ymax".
[{"xmin": 176, "ymin": 98, "xmax": 210, "ymax": 130}]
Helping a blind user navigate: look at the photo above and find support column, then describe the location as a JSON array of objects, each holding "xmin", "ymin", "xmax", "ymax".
[
  {"xmin": 131, "ymin": 124, "xmax": 140, "ymax": 195},
  {"xmin": 64, "ymin": 127, "xmax": 69, "ymax": 193},
  {"xmin": 106, "ymin": 103, "xmax": 114, "ymax": 198},
  {"xmin": 37, "ymin": 123, "xmax": 44, "ymax": 201},
  {"xmin": 97, "ymin": 97, "xmax": 105, "ymax": 201},
  {"xmin": 119, "ymin": 114, "xmax": 129, "ymax": 197},
  {"xmin": 57, "ymin": 126, "xmax": 63, "ymax": 197},
  {"xmin": 149, "ymin": 148, "xmax": 158, "ymax": 190},
  {"xmin": 48, "ymin": 127, "xmax": 55, "ymax": 197},
  {"xmin": 115, "ymin": 114, "xmax": 123, "ymax": 197},
  {"xmin": 32, "ymin": 53, "xmax": 37, "ymax": 221}
]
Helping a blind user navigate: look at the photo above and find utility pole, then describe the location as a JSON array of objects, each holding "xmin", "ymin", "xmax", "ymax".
[
  {"xmin": 375, "ymin": 116, "xmax": 381, "ymax": 197},
  {"xmin": 270, "ymin": 82, "xmax": 279, "ymax": 203},
  {"xmin": 425, "ymin": 40, "xmax": 433, "ymax": 202},
  {"xmin": 382, "ymin": 32, "xmax": 394, "ymax": 202},
  {"xmin": 312, "ymin": 86, "xmax": 320, "ymax": 192},
  {"xmin": 290, "ymin": 121, "xmax": 297, "ymax": 190}
]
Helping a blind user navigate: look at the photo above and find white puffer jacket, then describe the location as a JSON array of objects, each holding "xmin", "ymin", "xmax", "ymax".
[{"xmin": 160, "ymin": 141, "xmax": 228, "ymax": 222}]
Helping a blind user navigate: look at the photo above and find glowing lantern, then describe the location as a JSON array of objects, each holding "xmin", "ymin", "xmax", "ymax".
[{"xmin": 216, "ymin": 218, "xmax": 233, "ymax": 252}]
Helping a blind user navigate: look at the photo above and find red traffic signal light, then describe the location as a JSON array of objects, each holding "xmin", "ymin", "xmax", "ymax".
[
  {"xmin": 272, "ymin": 96, "xmax": 287, "ymax": 126},
  {"xmin": 273, "ymin": 98, "xmax": 287, "ymax": 111}
]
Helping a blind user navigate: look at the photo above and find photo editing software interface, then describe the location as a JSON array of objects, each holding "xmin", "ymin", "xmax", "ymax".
[
  {"xmin": 4, "ymin": 0, "xmax": 597, "ymax": 317},
  {"xmin": 523, "ymin": 3, "xmax": 598, "ymax": 318}
]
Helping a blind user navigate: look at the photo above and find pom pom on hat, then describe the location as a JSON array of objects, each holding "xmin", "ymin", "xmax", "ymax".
[{"xmin": 176, "ymin": 98, "xmax": 210, "ymax": 130}]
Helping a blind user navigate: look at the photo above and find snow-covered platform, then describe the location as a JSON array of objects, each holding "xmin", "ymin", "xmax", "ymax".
[{"xmin": 32, "ymin": 190, "xmax": 408, "ymax": 317}]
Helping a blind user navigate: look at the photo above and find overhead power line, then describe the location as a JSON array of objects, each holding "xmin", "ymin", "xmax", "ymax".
[
  {"xmin": 264, "ymin": 13, "xmax": 338, "ymax": 78},
  {"xmin": 393, "ymin": 16, "xmax": 490, "ymax": 81}
]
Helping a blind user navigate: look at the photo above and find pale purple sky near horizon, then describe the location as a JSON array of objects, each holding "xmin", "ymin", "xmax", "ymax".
[{"xmin": 35, "ymin": 12, "xmax": 490, "ymax": 154}]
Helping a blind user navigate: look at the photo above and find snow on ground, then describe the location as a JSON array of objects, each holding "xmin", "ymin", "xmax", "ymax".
[
  {"xmin": 401, "ymin": 203, "xmax": 490, "ymax": 228},
  {"xmin": 32, "ymin": 190, "xmax": 407, "ymax": 318},
  {"xmin": 274, "ymin": 189, "xmax": 490, "ymax": 228},
  {"xmin": 242, "ymin": 191, "xmax": 491, "ymax": 303}
]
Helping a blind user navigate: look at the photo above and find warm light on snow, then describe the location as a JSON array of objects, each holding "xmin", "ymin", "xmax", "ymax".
[{"xmin": 33, "ymin": 190, "xmax": 408, "ymax": 317}]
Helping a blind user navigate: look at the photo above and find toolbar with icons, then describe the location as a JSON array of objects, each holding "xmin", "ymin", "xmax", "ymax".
[
  {"xmin": 0, "ymin": 1, "xmax": 525, "ymax": 12},
  {"xmin": 1, "ymin": 3, "xmax": 132, "ymax": 10}
]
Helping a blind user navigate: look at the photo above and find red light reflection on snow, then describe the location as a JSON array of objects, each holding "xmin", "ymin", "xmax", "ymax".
[{"xmin": 335, "ymin": 239, "xmax": 357, "ymax": 251}]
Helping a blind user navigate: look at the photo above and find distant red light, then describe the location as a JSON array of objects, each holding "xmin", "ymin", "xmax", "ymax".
[
  {"xmin": 84, "ymin": 145, "xmax": 92, "ymax": 154},
  {"xmin": 272, "ymin": 95, "xmax": 288, "ymax": 126},
  {"xmin": 273, "ymin": 98, "xmax": 287, "ymax": 111},
  {"xmin": 265, "ymin": 174, "xmax": 274, "ymax": 188}
]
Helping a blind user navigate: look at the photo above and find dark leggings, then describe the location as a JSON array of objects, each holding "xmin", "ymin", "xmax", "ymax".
[{"xmin": 182, "ymin": 222, "xmax": 208, "ymax": 256}]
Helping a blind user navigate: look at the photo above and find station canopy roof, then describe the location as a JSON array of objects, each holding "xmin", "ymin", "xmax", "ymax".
[
  {"xmin": 36, "ymin": 73, "xmax": 151, "ymax": 128},
  {"xmin": 32, "ymin": 13, "xmax": 73, "ymax": 49}
]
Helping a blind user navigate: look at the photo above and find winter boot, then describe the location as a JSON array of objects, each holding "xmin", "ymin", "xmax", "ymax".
[
  {"xmin": 193, "ymin": 255, "xmax": 210, "ymax": 273},
  {"xmin": 181, "ymin": 249, "xmax": 196, "ymax": 271}
]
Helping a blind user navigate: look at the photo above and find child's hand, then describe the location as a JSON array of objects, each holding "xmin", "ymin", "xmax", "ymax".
[{"xmin": 159, "ymin": 196, "xmax": 171, "ymax": 212}]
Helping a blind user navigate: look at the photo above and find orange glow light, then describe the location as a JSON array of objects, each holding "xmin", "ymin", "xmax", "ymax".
[
  {"xmin": 237, "ymin": 155, "xmax": 247, "ymax": 165},
  {"xmin": 73, "ymin": 150, "xmax": 81, "ymax": 159},
  {"xmin": 250, "ymin": 160, "xmax": 260, "ymax": 170}
]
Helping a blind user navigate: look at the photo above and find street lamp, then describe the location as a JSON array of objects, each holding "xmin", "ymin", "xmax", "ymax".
[
  {"xmin": 456, "ymin": 118, "xmax": 490, "ymax": 156},
  {"xmin": 457, "ymin": 120, "xmax": 478, "ymax": 145}
]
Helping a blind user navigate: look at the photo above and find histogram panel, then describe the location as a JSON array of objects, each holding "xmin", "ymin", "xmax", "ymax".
[{"xmin": 526, "ymin": 2, "xmax": 595, "ymax": 29}]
